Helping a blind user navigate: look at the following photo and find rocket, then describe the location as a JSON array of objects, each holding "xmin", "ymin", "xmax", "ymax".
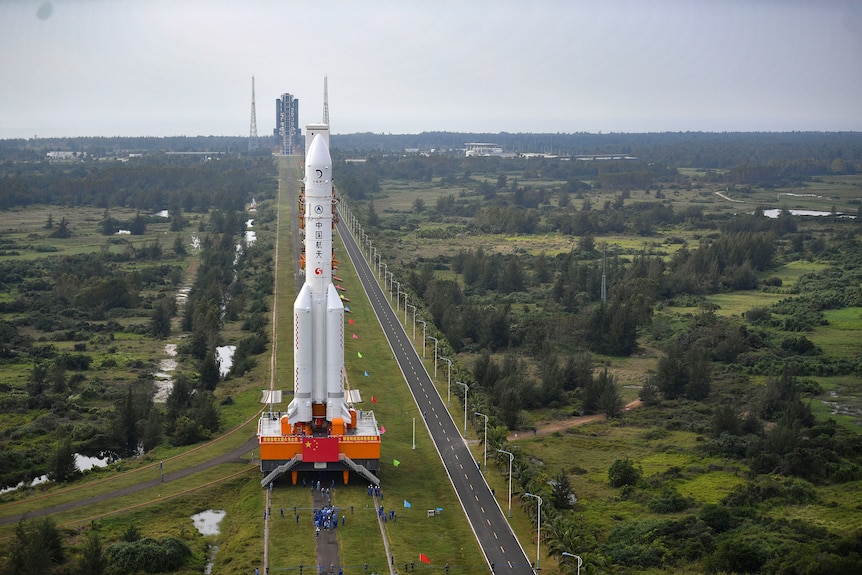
[{"xmin": 286, "ymin": 133, "xmax": 352, "ymax": 429}]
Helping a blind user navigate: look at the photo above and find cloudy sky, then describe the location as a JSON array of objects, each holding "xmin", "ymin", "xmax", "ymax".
[{"xmin": 1, "ymin": 0, "xmax": 860, "ymax": 138}]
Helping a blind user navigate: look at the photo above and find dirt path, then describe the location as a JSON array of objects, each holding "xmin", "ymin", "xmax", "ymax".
[{"xmin": 508, "ymin": 399, "xmax": 642, "ymax": 441}]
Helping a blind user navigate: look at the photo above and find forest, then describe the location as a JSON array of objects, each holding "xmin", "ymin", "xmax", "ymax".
[
  {"xmin": 1, "ymin": 131, "xmax": 861, "ymax": 574},
  {"xmin": 332, "ymin": 132, "xmax": 862, "ymax": 574}
]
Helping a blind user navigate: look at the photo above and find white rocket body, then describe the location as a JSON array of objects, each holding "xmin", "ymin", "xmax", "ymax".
[{"xmin": 287, "ymin": 133, "xmax": 351, "ymax": 426}]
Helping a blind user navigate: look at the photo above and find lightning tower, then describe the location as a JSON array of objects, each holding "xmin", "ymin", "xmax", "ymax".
[
  {"xmin": 248, "ymin": 75, "xmax": 259, "ymax": 151},
  {"xmin": 323, "ymin": 75, "xmax": 329, "ymax": 126}
]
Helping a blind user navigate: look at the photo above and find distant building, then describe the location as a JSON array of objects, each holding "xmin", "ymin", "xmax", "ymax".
[
  {"xmin": 46, "ymin": 151, "xmax": 78, "ymax": 161},
  {"xmin": 274, "ymin": 93, "xmax": 300, "ymax": 155},
  {"xmin": 464, "ymin": 143, "xmax": 515, "ymax": 158}
]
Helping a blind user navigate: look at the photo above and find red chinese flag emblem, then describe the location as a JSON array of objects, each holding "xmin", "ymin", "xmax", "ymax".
[
  {"xmin": 420, "ymin": 553, "xmax": 431, "ymax": 564},
  {"xmin": 302, "ymin": 437, "xmax": 340, "ymax": 462}
]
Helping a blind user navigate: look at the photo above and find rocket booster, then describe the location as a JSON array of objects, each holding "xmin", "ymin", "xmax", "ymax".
[{"xmin": 287, "ymin": 134, "xmax": 351, "ymax": 427}]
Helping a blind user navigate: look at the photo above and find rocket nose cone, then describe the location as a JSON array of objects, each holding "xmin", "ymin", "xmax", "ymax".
[{"xmin": 306, "ymin": 134, "xmax": 331, "ymax": 169}]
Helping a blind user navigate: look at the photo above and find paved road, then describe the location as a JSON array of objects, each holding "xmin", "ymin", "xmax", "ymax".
[{"xmin": 335, "ymin": 211, "xmax": 536, "ymax": 574}]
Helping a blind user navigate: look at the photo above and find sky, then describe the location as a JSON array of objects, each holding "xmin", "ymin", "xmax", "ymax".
[{"xmin": 1, "ymin": 0, "xmax": 860, "ymax": 138}]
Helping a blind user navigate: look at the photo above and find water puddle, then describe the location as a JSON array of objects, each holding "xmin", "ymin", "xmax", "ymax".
[{"xmin": 191, "ymin": 509, "xmax": 226, "ymax": 575}]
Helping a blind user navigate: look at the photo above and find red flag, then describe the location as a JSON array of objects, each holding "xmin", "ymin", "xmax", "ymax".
[
  {"xmin": 420, "ymin": 553, "xmax": 430, "ymax": 564},
  {"xmin": 302, "ymin": 437, "xmax": 339, "ymax": 463},
  {"xmin": 372, "ymin": 396, "xmax": 377, "ymax": 403},
  {"xmin": 352, "ymin": 333, "xmax": 359, "ymax": 339},
  {"xmin": 349, "ymin": 319, "xmax": 354, "ymax": 325}
]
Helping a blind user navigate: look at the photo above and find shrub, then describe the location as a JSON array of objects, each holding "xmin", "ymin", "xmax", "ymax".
[
  {"xmin": 648, "ymin": 486, "xmax": 692, "ymax": 513},
  {"xmin": 106, "ymin": 537, "xmax": 191, "ymax": 573},
  {"xmin": 609, "ymin": 458, "xmax": 642, "ymax": 487}
]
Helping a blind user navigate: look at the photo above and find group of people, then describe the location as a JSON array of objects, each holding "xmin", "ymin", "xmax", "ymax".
[
  {"xmin": 377, "ymin": 505, "xmax": 397, "ymax": 523},
  {"xmin": 314, "ymin": 504, "xmax": 344, "ymax": 533},
  {"xmin": 366, "ymin": 483, "xmax": 383, "ymax": 499}
]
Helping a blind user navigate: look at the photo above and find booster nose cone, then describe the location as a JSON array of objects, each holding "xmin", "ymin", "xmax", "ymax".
[{"xmin": 305, "ymin": 134, "xmax": 331, "ymax": 183}]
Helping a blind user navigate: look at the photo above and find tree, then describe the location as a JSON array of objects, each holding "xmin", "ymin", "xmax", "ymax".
[
  {"xmin": 599, "ymin": 379, "xmax": 624, "ymax": 419},
  {"xmin": 50, "ymin": 435, "xmax": 79, "ymax": 482},
  {"xmin": 130, "ymin": 211, "xmax": 146, "ymax": 235},
  {"xmin": 150, "ymin": 296, "xmax": 174, "ymax": 339},
  {"xmin": 6, "ymin": 517, "xmax": 65, "ymax": 575},
  {"xmin": 366, "ymin": 200, "xmax": 379, "ymax": 227},
  {"xmin": 608, "ymin": 458, "xmax": 642, "ymax": 488},
  {"xmin": 74, "ymin": 527, "xmax": 107, "ymax": 575},
  {"xmin": 413, "ymin": 197, "xmax": 425, "ymax": 213},
  {"xmin": 198, "ymin": 350, "xmax": 221, "ymax": 390},
  {"xmin": 51, "ymin": 216, "xmax": 71, "ymax": 238},
  {"xmin": 551, "ymin": 469, "xmax": 575, "ymax": 509}
]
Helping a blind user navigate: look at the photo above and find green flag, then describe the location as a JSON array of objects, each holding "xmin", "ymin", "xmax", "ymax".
[
  {"xmin": 357, "ymin": 351, "xmax": 363, "ymax": 358},
  {"xmin": 393, "ymin": 459, "xmax": 400, "ymax": 467}
]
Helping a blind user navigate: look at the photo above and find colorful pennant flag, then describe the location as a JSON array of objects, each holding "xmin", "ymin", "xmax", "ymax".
[
  {"xmin": 364, "ymin": 371, "xmax": 369, "ymax": 377},
  {"xmin": 352, "ymin": 333, "xmax": 358, "ymax": 339},
  {"xmin": 348, "ymin": 318, "xmax": 354, "ymax": 325},
  {"xmin": 345, "ymin": 307, "xmax": 351, "ymax": 312},
  {"xmin": 357, "ymin": 352, "xmax": 362, "ymax": 358},
  {"xmin": 393, "ymin": 459, "xmax": 400, "ymax": 467},
  {"xmin": 371, "ymin": 396, "xmax": 377, "ymax": 403},
  {"xmin": 420, "ymin": 553, "xmax": 430, "ymax": 564},
  {"xmin": 403, "ymin": 499, "xmax": 411, "ymax": 508},
  {"xmin": 380, "ymin": 425, "xmax": 386, "ymax": 434}
]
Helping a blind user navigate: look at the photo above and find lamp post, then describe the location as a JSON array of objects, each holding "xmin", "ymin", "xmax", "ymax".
[
  {"xmin": 475, "ymin": 412, "xmax": 488, "ymax": 472},
  {"xmin": 561, "ymin": 552, "xmax": 582, "ymax": 575},
  {"xmin": 523, "ymin": 493, "xmax": 543, "ymax": 570},
  {"xmin": 455, "ymin": 382, "xmax": 469, "ymax": 436},
  {"xmin": 406, "ymin": 304, "xmax": 416, "ymax": 339},
  {"xmin": 417, "ymin": 320, "xmax": 427, "ymax": 357},
  {"xmin": 497, "ymin": 449, "xmax": 514, "ymax": 517},
  {"xmin": 396, "ymin": 289, "xmax": 404, "ymax": 312},
  {"xmin": 439, "ymin": 357, "xmax": 452, "ymax": 407},
  {"xmin": 427, "ymin": 336, "xmax": 438, "ymax": 381}
]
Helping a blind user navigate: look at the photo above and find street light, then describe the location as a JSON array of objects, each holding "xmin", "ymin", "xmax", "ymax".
[
  {"xmin": 475, "ymin": 412, "xmax": 488, "ymax": 472},
  {"xmin": 439, "ymin": 357, "xmax": 452, "ymax": 406},
  {"xmin": 455, "ymin": 382, "xmax": 469, "ymax": 436},
  {"xmin": 417, "ymin": 320, "xmax": 427, "ymax": 357},
  {"xmin": 426, "ymin": 336, "xmax": 438, "ymax": 380},
  {"xmin": 406, "ymin": 304, "xmax": 416, "ymax": 339},
  {"xmin": 523, "ymin": 493, "xmax": 543, "ymax": 570},
  {"xmin": 561, "ymin": 552, "xmax": 583, "ymax": 575},
  {"xmin": 497, "ymin": 449, "xmax": 514, "ymax": 517}
]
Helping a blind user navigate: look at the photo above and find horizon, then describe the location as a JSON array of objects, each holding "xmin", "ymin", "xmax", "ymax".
[{"xmin": 4, "ymin": 128, "xmax": 862, "ymax": 142}]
